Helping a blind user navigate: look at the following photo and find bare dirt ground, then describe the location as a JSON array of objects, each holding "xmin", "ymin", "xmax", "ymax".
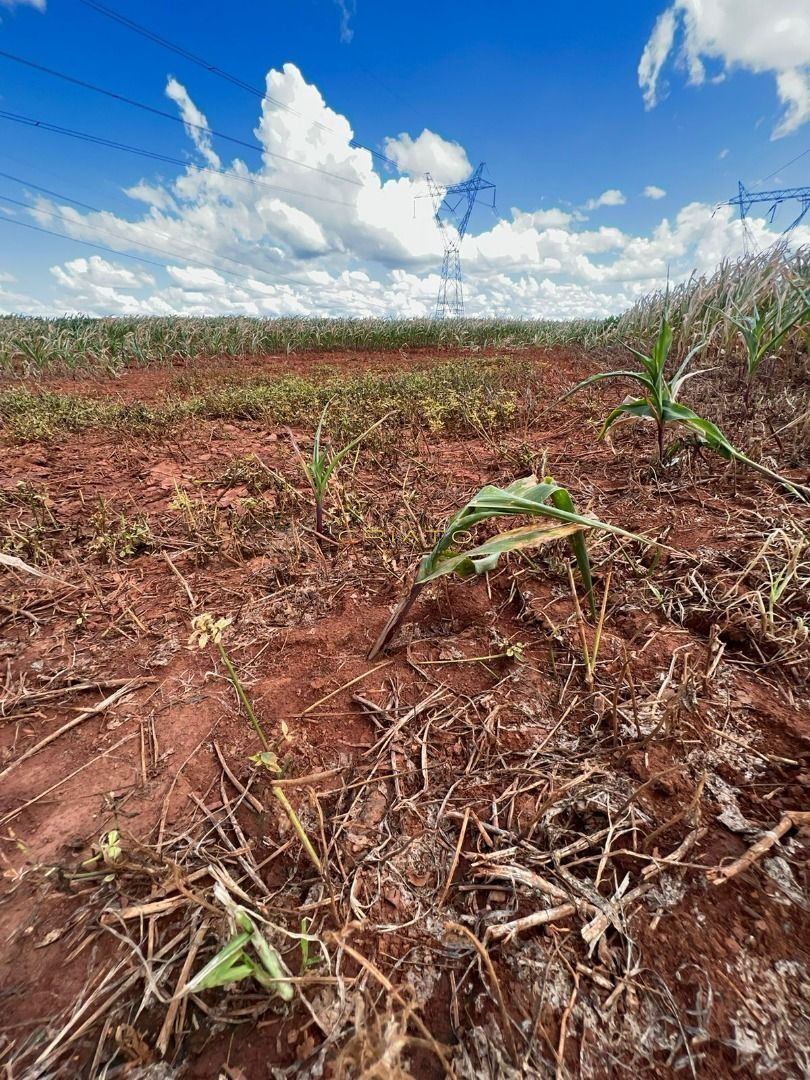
[
  {"xmin": 32, "ymin": 345, "xmax": 502, "ymax": 402},
  {"xmin": 1, "ymin": 347, "xmax": 808, "ymax": 1079}
]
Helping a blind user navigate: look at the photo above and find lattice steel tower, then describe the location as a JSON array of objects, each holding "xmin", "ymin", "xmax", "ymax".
[
  {"xmin": 426, "ymin": 163, "xmax": 496, "ymax": 319},
  {"xmin": 727, "ymin": 181, "xmax": 810, "ymax": 252}
]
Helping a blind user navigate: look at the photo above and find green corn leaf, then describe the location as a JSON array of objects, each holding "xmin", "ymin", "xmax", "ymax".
[
  {"xmin": 661, "ymin": 401, "xmax": 807, "ymax": 500},
  {"xmin": 722, "ymin": 292, "xmax": 809, "ymax": 380},
  {"xmin": 649, "ymin": 315, "xmax": 673, "ymax": 377},
  {"xmin": 549, "ymin": 486, "xmax": 596, "ymax": 618},
  {"xmin": 250, "ymin": 928, "xmax": 295, "ymax": 1001},
  {"xmin": 417, "ymin": 474, "xmax": 650, "ymax": 602},
  {"xmin": 559, "ymin": 369, "xmax": 654, "ymax": 401},
  {"xmin": 600, "ymin": 397, "xmax": 656, "ymax": 436},
  {"xmin": 424, "ymin": 476, "xmax": 647, "ymax": 577},
  {"xmin": 372, "ymin": 474, "xmax": 656, "ymax": 657},
  {"xmin": 669, "ymin": 339, "xmax": 708, "ymax": 397},
  {"xmin": 311, "ymin": 402, "xmax": 327, "ymax": 473},
  {"xmin": 185, "ymin": 930, "xmax": 252, "ymax": 993},
  {"xmin": 195, "ymin": 960, "xmax": 255, "ymax": 990},
  {"xmin": 624, "ymin": 346, "xmax": 658, "ymax": 378},
  {"xmin": 760, "ymin": 299, "xmax": 810, "ymax": 358},
  {"xmin": 417, "ymin": 520, "xmax": 587, "ymax": 585},
  {"xmin": 659, "ymin": 401, "xmax": 733, "ymax": 448}
]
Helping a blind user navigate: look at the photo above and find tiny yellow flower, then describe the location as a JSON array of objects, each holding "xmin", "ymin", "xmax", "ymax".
[
  {"xmin": 505, "ymin": 641, "xmax": 526, "ymax": 663},
  {"xmin": 189, "ymin": 612, "xmax": 233, "ymax": 649}
]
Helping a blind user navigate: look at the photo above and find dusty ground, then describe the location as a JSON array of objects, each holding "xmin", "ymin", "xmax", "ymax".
[{"xmin": 1, "ymin": 347, "xmax": 808, "ymax": 1079}]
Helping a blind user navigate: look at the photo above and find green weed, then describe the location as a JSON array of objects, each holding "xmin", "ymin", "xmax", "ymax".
[{"xmin": 89, "ymin": 500, "xmax": 153, "ymax": 561}]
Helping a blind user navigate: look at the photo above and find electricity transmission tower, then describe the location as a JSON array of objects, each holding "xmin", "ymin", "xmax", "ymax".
[
  {"xmin": 426, "ymin": 163, "xmax": 496, "ymax": 318},
  {"xmin": 727, "ymin": 181, "xmax": 810, "ymax": 251}
]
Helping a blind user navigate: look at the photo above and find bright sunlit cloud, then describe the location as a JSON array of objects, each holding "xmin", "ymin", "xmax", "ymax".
[
  {"xmin": 639, "ymin": 1, "xmax": 810, "ymax": 138},
  {"xmin": 2, "ymin": 62, "xmax": 808, "ymax": 319}
]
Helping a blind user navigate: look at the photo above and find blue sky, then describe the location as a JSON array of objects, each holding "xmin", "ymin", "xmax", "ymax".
[{"xmin": 0, "ymin": 0, "xmax": 808, "ymax": 317}]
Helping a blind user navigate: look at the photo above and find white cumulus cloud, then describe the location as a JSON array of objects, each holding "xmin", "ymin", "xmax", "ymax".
[
  {"xmin": 4, "ymin": 62, "xmax": 807, "ymax": 321},
  {"xmin": 124, "ymin": 182, "xmax": 178, "ymax": 212},
  {"xmin": 0, "ymin": 0, "xmax": 46, "ymax": 9},
  {"xmin": 584, "ymin": 189, "xmax": 626, "ymax": 211},
  {"xmin": 639, "ymin": 1, "xmax": 810, "ymax": 138},
  {"xmin": 643, "ymin": 185, "xmax": 667, "ymax": 199},
  {"xmin": 165, "ymin": 77, "xmax": 221, "ymax": 167},
  {"xmin": 382, "ymin": 129, "xmax": 472, "ymax": 186},
  {"xmin": 51, "ymin": 256, "xmax": 155, "ymax": 291}
]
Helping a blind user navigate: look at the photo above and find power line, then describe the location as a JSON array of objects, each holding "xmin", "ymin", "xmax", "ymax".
[
  {"xmin": 0, "ymin": 177, "xmax": 392, "ymax": 308},
  {"xmin": 0, "ymin": 211, "xmax": 374, "ymax": 315},
  {"xmin": 0, "ymin": 198, "xmax": 393, "ymax": 313},
  {"xmin": 0, "ymin": 48, "xmax": 364, "ymax": 188},
  {"xmin": 0, "ymin": 108, "xmax": 355, "ymax": 208},
  {"xmin": 0, "ymin": 172, "xmax": 325, "ymax": 288},
  {"xmin": 754, "ymin": 146, "xmax": 810, "ymax": 188},
  {"xmin": 0, "ymin": 189, "xmax": 312, "ymax": 291},
  {"xmin": 0, "ymin": 215, "xmax": 193, "ymax": 276},
  {"xmin": 78, "ymin": 0, "xmax": 401, "ymax": 173}
]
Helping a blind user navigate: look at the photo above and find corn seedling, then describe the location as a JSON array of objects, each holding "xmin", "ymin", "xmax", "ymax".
[
  {"xmin": 74, "ymin": 829, "xmax": 124, "ymax": 882},
  {"xmin": 369, "ymin": 474, "xmax": 648, "ymax": 658},
  {"xmin": 288, "ymin": 403, "xmax": 390, "ymax": 548},
  {"xmin": 562, "ymin": 316, "xmax": 808, "ymax": 499},
  {"xmin": 721, "ymin": 290, "xmax": 810, "ymax": 410},
  {"xmin": 185, "ymin": 882, "xmax": 293, "ymax": 1001},
  {"xmin": 562, "ymin": 314, "xmax": 707, "ymax": 462}
]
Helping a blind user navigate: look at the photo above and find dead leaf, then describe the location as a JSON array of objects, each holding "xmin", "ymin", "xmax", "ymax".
[{"xmin": 34, "ymin": 928, "xmax": 66, "ymax": 949}]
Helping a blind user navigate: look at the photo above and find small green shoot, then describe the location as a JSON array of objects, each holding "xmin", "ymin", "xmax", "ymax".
[
  {"xmin": 562, "ymin": 315, "xmax": 807, "ymax": 499},
  {"xmin": 299, "ymin": 918, "xmax": 320, "ymax": 972},
  {"xmin": 185, "ymin": 882, "xmax": 293, "ymax": 1001},
  {"xmin": 77, "ymin": 829, "xmax": 124, "ymax": 882},
  {"xmin": 288, "ymin": 402, "xmax": 390, "ymax": 548}
]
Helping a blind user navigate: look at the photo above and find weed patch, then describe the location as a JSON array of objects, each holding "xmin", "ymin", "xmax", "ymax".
[{"xmin": 0, "ymin": 358, "xmax": 540, "ymax": 442}]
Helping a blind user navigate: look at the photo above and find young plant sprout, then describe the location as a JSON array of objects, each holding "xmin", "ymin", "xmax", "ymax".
[
  {"xmin": 288, "ymin": 402, "xmax": 390, "ymax": 548},
  {"xmin": 561, "ymin": 315, "xmax": 807, "ymax": 499},
  {"xmin": 721, "ymin": 290, "xmax": 810, "ymax": 411},
  {"xmin": 368, "ymin": 474, "xmax": 647, "ymax": 659},
  {"xmin": 562, "ymin": 314, "xmax": 707, "ymax": 463},
  {"xmin": 185, "ymin": 882, "xmax": 294, "ymax": 1001}
]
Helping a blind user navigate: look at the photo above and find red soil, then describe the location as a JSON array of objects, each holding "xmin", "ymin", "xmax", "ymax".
[{"xmin": 1, "ymin": 347, "xmax": 807, "ymax": 1078}]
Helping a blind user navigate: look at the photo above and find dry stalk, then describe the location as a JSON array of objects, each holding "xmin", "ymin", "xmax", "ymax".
[
  {"xmin": 0, "ymin": 679, "xmax": 149, "ymax": 781},
  {"xmin": 446, "ymin": 921, "xmax": 519, "ymax": 1066},
  {"xmin": 437, "ymin": 807, "xmax": 470, "ymax": 909},
  {"xmin": 707, "ymin": 811, "xmax": 810, "ymax": 885}
]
